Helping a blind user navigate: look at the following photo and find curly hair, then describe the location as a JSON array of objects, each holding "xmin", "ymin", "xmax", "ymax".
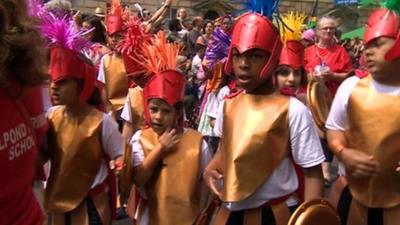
[{"xmin": 0, "ymin": 0, "xmax": 47, "ymax": 89}]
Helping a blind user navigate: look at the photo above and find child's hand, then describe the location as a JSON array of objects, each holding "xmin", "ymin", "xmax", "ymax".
[
  {"xmin": 114, "ymin": 156, "xmax": 124, "ymax": 174},
  {"xmin": 203, "ymin": 169, "xmax": 223, "ymax": 197},
  {"xmin": 158, "ymin": 128, "xmax": 180, "ymax": 152},
  {"xmin": 340, "ymin": 148, "xmax": 380, "ymax": 178},
  {"xmin": 395, "ymin": 161, "xmax": 400, "ymax": 174}
]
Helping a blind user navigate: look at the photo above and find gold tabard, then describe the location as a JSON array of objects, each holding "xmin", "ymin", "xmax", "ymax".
[
  {"xmin": 139, "ymin": 128, "xmax": 203, "ymax": 225},
  {"xmin": 347, "ymin": 75, "xmax": 400, "ymax": 208},
  {"xmin": 104, "ymin": 54, "xmax": 128, "ymax": 112},
  {"xmin": 128, "ymin": 87, "xmax": 144, "ymax": 129},
  {"xmin": 45, "ymin": 107, "xmax": 103, "ymax": 212},
  {"xmin": 220, "ymin": 93, "xmax": 290, "ymax": 202}
]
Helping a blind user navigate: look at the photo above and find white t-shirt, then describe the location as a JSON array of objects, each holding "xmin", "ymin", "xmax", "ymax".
[
  {"xmin": 130, "ymin": 128, "xmax": 212, "ymax": 225},
  {"xmin": 47, "ymin": 106, "xmax": 123, "ymax": 188},
  {"xmin": 120, "ymin": 87, "xmax": 143, "ymax": 123},
  {"xmin": 97, "ymin": 55, "xmax": 107, "ymax": 84},
  {"xmin": 214, "ymin": 95, "xmax": 325, "ymax": 211},
  {"xmin": 191, "ymin": 54, "xmax": 202, "ymax": 76},
  {"xmin": 326, "ymin": 75, "xmax": 400, "ymax": 175}
]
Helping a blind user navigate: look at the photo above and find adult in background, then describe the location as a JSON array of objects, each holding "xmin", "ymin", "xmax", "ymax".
[
  {"xmin": 304, "ymin": 15, "xmax": 353, "ymax": 184},
  {"xmin": 304, "ymin": 15, "xmax": 353, "ymax": 96},
  {"xmin": 0, "ymin": 0, "xmax": 48, "ymax": 224},
  {"xmin": 186, "ymin": 16, "xmax": 204, "ymax": 57}
]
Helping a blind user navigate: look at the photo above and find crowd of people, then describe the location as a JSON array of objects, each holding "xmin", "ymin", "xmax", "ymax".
[{"xmin": 1, "ymin": 0, "xmax": 400, "ymax": 225}]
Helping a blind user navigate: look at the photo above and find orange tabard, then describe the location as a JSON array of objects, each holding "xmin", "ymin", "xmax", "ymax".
[
  {"xmin": 104, "ymin": 54, "xmax": 128, "ymax": 112},
  {"xmin": 128, "ymin": 87, "xmax": 144, "ymax": 129},
  {"xmin": 139, "ymin": 128, "xmax": 203, "ymax": 225},
  {"xmin": 45, "ymin": 107, "xmax": 103, "ymax": 212},
  {"xmin": 347, "ymin": 75, "xmax": 400, "ymax": 208},
  {"xmin": 220, "ymin": 93, "xmax": 290, "ymax": 202}
]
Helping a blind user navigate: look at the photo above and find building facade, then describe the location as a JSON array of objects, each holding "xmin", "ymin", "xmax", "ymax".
[{"xmin": 72, "ymin": 0, "xmax": 371, "ymax": 32}]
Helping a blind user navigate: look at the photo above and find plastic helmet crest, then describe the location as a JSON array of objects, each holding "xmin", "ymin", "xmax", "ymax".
[{"xmin": 364, "ymin": 8, "xmax": 399, "ymax": 44}]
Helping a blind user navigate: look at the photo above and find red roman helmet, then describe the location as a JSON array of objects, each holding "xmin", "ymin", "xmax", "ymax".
[
  {"xmin": 364, "ymin": 8, "xmax": 399, "ymax": 45},
  {"xmin": 42, "ymin": 13, "xmax": 96, "ymax": 102},
  {"xmin": 225, "ymin": 12, "xmax": 282, "ymax": 81},
  {"xmin": 132, "ymin": 31, "xmax": 186, "ymax": 125},
  {"xmin": 279, "ymin": 12, "xmax": 307, "ymax": 69},
  {"xmin": 106, "ymin": 0, "xmax": 129, "ymax": 35}
]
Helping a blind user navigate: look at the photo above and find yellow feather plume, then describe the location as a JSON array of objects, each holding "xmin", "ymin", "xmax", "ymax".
[{"xmin": 279, "ymin": 12, "xmax": 307, "ymax": 43}]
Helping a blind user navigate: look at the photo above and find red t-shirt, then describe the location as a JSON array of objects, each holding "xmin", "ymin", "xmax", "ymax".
[
  {"xmin": 0, "ymin": 86, "xmax": 46, "ymax": 225},
  {"xmin": 304, "ymin": 44, "xmax": 353, "ymax": 96}
]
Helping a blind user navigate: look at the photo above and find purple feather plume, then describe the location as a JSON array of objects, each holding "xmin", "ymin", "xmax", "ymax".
[
  {"xmin": 40, "ymin": 13, "xmax": 92, "ymax": 53},
  {"xmin": 28, "ymin": 0, "xmax": 47, "ymax": 18},
  {"xmin": 204, "ymin": 27, "xmax": 231, "ymax": 66}
]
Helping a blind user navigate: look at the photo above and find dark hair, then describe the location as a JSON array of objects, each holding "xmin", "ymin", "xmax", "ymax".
[
  {"xmin": 86, "ymin": 86, "xmax": 103, "ymax": 107},
  {"xmin": 169, "ymin": 19, "xmax": 182, "ymax": 32},
  {"xmin": 274, "ymin": 65, "xmax": 307, "ymax": 87},
  {"xmin": 195, "ymin": 43, "xmax": 206, "ymax": 53},
  {"xmin": 82, "ymin": 15, "xmax": 107, "ymax": 44},
  {"xmin": 0, "ymin": 0, "xmax": 47, "ymax": 90},
  {"xmin": 202, "ymin": 20, "xmax": 214, "ymax": 32}
]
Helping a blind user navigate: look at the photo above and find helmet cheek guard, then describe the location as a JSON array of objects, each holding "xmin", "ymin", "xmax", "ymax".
[{"xmin": 224, "ymin": 13, "xmax": 283, "ymax": 81}]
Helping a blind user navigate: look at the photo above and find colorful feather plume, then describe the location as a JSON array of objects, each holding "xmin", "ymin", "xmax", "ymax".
[
  {"xmin": 279, "ymin": 12, "xmax": 307, "ymax": 43},
  {"xmin": 360, "ymin": 0, "xmax": 400, "ymax": 15},
  {"xmin": 40, "ymin": 13, "xmax": 92, "ymax": 52},
  {"xmin": 117, "ymin": 16, "xmax": 152, "ymax": 55},
  {"xmin": 241, "ymin": 0, "xmax": 281, "ymax": 19},
  {"xmin": 383, "ymin": 0, "xmax": 400, "ymax": 15},
  {"xmin": 204, "ymin": 27, "xmax": 231, "ymax": 67},
  {"xmin": 28, "ymin": 0, "xmax": 47, "ymax": 18},
  {"xmin": 133, "ymin": 31, "xmax": 180, "ymax": 75}
]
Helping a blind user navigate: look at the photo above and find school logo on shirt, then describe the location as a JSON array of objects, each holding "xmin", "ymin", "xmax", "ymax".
[{"xmin": 0, "ymin": 123, "xmax": 35, "ymax": 161}]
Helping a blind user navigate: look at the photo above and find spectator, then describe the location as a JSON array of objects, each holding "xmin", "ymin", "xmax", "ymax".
[
  {"xmin": 197, "ymin": 20, "xmax": 214, "ymax": 47},
  {"xmin": 186, "ymin": 16, "xmax": 204, "ymax": 57}
]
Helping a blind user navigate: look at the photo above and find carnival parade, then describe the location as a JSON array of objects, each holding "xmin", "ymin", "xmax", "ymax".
[{"xmin": 1, "ymin": 0, "xmax": 400, "ymax": 224}]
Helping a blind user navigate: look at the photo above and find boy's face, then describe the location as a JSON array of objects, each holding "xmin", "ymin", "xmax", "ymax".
[
  {"xmin": 364, "ymin": 37, "xmax": 396, "ymax": 77},
  {"xmin": 50, "ymin": 78, "xmax": 80, "ymax": 105},
  {"xmin": 276, "ymin": 66, "xmax": 302, "ymax": 90},
  {"xmin": 107, "ymin": 31, "xmax": 124, "ymax": 50},
  {"xmin": 232, "ymin": 48, "xmax": 270, "ymax": 93},
  {"xmin": 148, "ymin": 99, "xmax": 177, "ymax": 135}
]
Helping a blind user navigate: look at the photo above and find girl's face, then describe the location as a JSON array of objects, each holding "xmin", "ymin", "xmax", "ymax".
[
  {"xmin": 222, "ymin": 17, "xmax": 233, "ymax": 32},
  {"xmin": 205, "ymin": 22, "xmax": 214, "ymax": 35},
  {"xmin": 148, "ymin": 99, "xmax": 178, "ymax": 135},
  {"xmin": 276, "ymin": 66, "xmax": 302, "ymax": 90},
  {"xmin": 81, "ymin": 21, "xmax": 94, "ymax": 41},
  {"xmin": 364, "ymin": 37, "xmax": 396, "ymax": 77},
  {"xmin": 50, "ymin": 78, "xmax": 80, "ymax": 105},
  {"xmin": 232, "ymin": 48, "xmax": 270, "ymax": 93}
]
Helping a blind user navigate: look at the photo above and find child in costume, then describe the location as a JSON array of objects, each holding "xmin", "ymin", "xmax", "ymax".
[
  {"xmin": 326, "ymin": 1, "xmax": 400, "ymax": 224},
  {"xmin": 203, "ymin": 2, "xmax": 325, "ymax": 225},
  {"xmin": 43, "ymin": 14, "xmax": 123, "ymax": 225},
  {"xmin": 97, "ymin": 0, "xmax": 130, "ymax": 120},
  {"xmin": 129, "ymin": 31, "xmax": 212, "ymax": 225},
  {"xmin": 276, "ymin": 12, "xmax": 308, "ymax": 101}
]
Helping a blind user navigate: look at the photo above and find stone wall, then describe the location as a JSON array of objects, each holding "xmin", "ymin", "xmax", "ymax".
[{"xmin": 72, "ymin": 0, "xmax": 335, "ymax": 17}]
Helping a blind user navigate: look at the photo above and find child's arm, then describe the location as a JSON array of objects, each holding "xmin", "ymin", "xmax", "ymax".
[
  {"xmin": 203, "ymin": 149, "xmax": 223, "ymax": 197},
  {"xmin": 133, "ymin": 129, "xmax": 180, "ymax": 186},
  {"xmin": 303, "ymin": 165, "xmax": 324, "ymax": 201},
  {"xmin": 327, "ymin": 130, "xmax": 380, "ymax": 178}
]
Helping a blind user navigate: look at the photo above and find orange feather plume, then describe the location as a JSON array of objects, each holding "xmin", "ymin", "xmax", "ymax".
[{"xmin": 133, "ymin": 31, "xmax": 181, "ymax": 75}]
